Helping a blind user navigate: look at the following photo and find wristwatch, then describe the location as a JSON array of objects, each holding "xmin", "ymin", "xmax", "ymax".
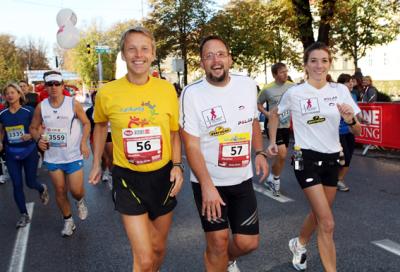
[
  {"xmin": 172, "ymin": 162, "xmax": 184, "ymax": 172},
  {"xmin": 345, "ymin": 117, "xmax": 357, "ymax": 126},
  {"xmin": 255, "ymin": 150, "xmax": 268, "ymax": 159}
]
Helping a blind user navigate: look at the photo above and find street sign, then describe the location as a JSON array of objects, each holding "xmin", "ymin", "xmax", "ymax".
[{"xmin": 95, "ymin": 45, "xmax": 111, "ymax": 54}]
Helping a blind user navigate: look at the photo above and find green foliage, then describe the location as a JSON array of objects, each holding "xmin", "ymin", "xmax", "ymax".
[
  {"xmin": 332, "ymin": 0, "xmax": 400, "ymax": 68},
  {"xmin": 147, "ymin": 0, "xmax": 214, "ymax": 85},
  {"xmin": 0, "ymin": 35, "xmax": 24, "ymax": 87},
  {"xmin": 206, "ymin": 0, "xmax": 302, "ymax": 76}
]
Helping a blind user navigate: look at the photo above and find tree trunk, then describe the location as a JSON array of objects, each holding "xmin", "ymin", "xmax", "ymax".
[
  {"xmin": 291, "ymin": 0, "xmax": 315, "ymax": 50},
  {"xmin": 317, "ymin": 0, "xmax": 336, "ymax": 46}
]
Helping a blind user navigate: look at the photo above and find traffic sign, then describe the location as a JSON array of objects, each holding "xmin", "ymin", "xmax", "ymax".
[{"xmin": 95, "ymin": 45, "xmax": 111, "ymax": 54}]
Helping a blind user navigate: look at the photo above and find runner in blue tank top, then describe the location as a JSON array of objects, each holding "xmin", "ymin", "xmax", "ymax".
[{"xmin": 0, "ymin": 82, "xmax": 49, "ymax": 228}]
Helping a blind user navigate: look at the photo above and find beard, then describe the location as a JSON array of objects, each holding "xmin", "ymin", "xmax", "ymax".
[{"xmin": 206, "ymin": 69, "xmax": 228, "ymax": 83}]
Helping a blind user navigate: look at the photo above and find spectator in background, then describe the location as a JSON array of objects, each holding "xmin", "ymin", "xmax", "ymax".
[
  {"xmin": 336, "ymin": 74, "xmax": 358, "ymax": 192},
  {"xmin": 361, "ymin": 76, "xmax": 378, "ymax": 102},
  {"xmin": 351, "ymin": 76, "xmax": 361, "ymax": 101},
  {"xmin": 19, "ymin": 80, "xmax": 39, "ymax": 108}
]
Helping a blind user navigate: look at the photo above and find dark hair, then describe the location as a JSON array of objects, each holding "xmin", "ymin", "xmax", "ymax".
[
  {"xmin": 271, "ymin": 62, "xmax": 287, "ymax": 75},
  {"xmin": 199, "ymin": 35, "xmax": 230, "ymax": 57},
  {"xmin": 43, "ymin": 70, "xmax": 63, "ymax": 81},
  {"xmin": 303, "ymin": 42, "xmax": 332, "ymax": 64},
  {"xmin": 91, "ymin": 91, "xmax": 97, "ymax": 106},
  {"xmin": 337, "ymin": 73, "xmax": 352, "ymax": 84}
]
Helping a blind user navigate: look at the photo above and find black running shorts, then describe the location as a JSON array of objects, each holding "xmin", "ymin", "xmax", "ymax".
[
  {"xmin": 268, "ymin": 128, "xmax": 290, "ymax": 147},
  {"xmin": 191, "ymin": 178, "xmax": 259, "ymax": 235},
  {"xmin": 112, "ymin": 161, "xmax": 176, "ymax": 220},
  {"xmin": 294, "ymin": 149, "xmax": 339, "ymax": 189}
]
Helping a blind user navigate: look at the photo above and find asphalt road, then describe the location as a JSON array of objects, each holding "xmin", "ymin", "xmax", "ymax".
[{"xmin": 0, "ymin": 142, "xmax": 399, "ymax": 272}]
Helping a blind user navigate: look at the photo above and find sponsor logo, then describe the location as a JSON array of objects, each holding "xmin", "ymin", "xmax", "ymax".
[
  {"xmin": 238, "ymin": 118, "xmax": 253, "ymax": 125},
  {"xmin": 300, "ymin": 98, "xmax": 320, "ymax": 115},
  {"xmin": 358, "ymin": 106, "xmax": 382, "ymax": 144},
  {"xmin": 209, "ymin": 126, "xmax": 231, "ymax": 136},
  {"xmin": 239, "ymin": 105, "xmax": 245, "ymax": 110},
  {"xmin": 329, "ymin": 102, "xmax": 335, "ymax": 107},
  {"xmin": 120, "ymin": 106, "xmax": 144, "ymax": 113},
  {"xmin": 323, "ymin": 96, "xmax": 338, "ymax": 102},
  {"xmin": 307, "ymin": 115, "xmax": 326, "ymax": 125},
  {"xmin": 202, "ymin": 106, "xmax": 226, "ymax": 128},
  {"xmin": 56, "ymin": 116, "xmax": 69, "ymax": 120},
  {"xmin": 124, "ymin": 130, "xmax": 133, "ymax": 136}
]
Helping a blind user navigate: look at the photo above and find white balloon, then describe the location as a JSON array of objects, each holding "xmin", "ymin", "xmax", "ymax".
[
  {"xmin": 56, "ymin": 8, "xmax": 77, "ymax": 27},
  {"xmin": 57, "ymin": 23, "xmax": 80, "ymax": 49}
]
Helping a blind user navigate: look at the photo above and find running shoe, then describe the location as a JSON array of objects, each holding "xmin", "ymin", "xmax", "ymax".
[
  {"xmin": 289, "ymin": 237, "xmax": 307, "ymax": 271},
  {"xmin": 227, "ymin": 260, "xmax": 241, "ymax": 272},
  {"xmin": 16, "ymin": 214, "xmax": 30, "ymax": 229},
  {"xmin": 102, "ymin": 169, "xmax": 111, "ymax": 182},
  {"xmin": 40, "ymin": 184, "xmax": 49, "ymax": 205},
  {"xmin": 0, "ymin": 175, "xmax": 6, "ymax": 184},
  {"xmin": 61, "ymin": 217, "xmax": 76, "ymax": 237},
  {"xmin": 76, "ymin": 198, "xmax": 88, "ymax": 220},
  {"xmin": 273, "ymin": 177, "xmax": 281, "ymax": 197},
  {"xmin": 337, "ymin": 181, "xmax": 350, "ymax": 192}
]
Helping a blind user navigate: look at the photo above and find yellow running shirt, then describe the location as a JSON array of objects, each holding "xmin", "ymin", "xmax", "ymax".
[{"xmin": 94, "ymin": 76, "xmax": 179, "ymax": 172}]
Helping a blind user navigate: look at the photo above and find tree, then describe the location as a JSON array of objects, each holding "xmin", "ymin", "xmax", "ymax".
[
  {"xmin": 19, "ymin": 37, "xmax": 50, "ymax": 70},
  {"xmin": 0, "ymin": 34, "xmax": 24, "ymax": 86},
  {"xmin": 290, "ymin": 0, "xmax": 337, "ymax": 50},
  {"xmin": 332, "ymin": 0, "xmax": 400, "ymax": 68},
  {"xmin": 148, "ymin": 0, "xmax": 214, "ymax": 85}
]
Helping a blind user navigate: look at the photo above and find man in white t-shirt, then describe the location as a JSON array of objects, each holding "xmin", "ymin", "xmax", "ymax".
[
  {"xmin": 180, "ymin": 35, "xmax": 268, "ymax": 272},
  {"xmin": 257, "ymin": 63, "xmax": 295, "ymax": 196}
]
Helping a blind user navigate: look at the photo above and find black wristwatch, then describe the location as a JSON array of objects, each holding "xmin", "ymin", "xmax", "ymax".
[
  {"xmin": 172, "ymin": 162, "xmax": 184, "ymax": 172},
  {"xmin": 345, "ymin": 117, "xmax": 357, "ymax": 126},
  {"xmin": 255, "ymin": 150, "xmax": 268, "ymax": 159}
]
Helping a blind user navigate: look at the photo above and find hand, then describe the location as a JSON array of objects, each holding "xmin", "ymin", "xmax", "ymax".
[
  {"xmin": 88, "ymin": 164, "xmax": 102, "ymax": 185},
  {"xmin": 201, "ymin": 183, "xmax": 226, "ymax": 222},
  {"xmin": 337, "ymin": 103, "xmax": 355, "ymax": 123},
  {"xmin": 255, "ymin": 154, "xmax": 269, "ymax": 183},
  {"xmin": 37, "ymin": 138, "xmax": 49, "ymax": 151},
  {"xmin": 21, "ymin": 134, "xmax": 32, "ymax": 142},
  {"xmin": 80, "ymin": 142, "xmax": 90, "ymax": 159},
  {"xmin": 267, "ymin": 143, "xmax": 278, "ymax": 156},
  {"xmin": 169, "ymin": 166, "xmax": 184, "ymax": 197}
]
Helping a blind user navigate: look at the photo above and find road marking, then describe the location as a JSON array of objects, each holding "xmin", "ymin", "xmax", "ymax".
[
  {"xmin": 8, "ymin": 202, "xmax": 34, "ymax": 272},
  {"xmin": 372, "ymin": 239, "xmax": 400, "ymax": 257},
  {"xmin": 253, "ymin": 183, "xmax": 294, "ymax": 203}
]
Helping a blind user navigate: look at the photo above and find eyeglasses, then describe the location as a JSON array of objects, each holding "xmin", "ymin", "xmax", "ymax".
[
  {"xmin": 202, "ymin": 51, "xmax": 229, "ymax": 61},
  {"xmin": 45, "ymin": 81, "xmax": 62, "ymax": 87}
]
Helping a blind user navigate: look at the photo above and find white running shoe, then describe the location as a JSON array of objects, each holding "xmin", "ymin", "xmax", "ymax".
[
  {"xmin": 273, "ymin": 177, "xmax": 281, "ymax": 197},
  {"xmin": 289, "ymin": 237, "xmax": 307, "ymax": 271},
  {"xmin": 227, "ymin": 260, "xmax": 241, "ymax": 272},
  {"xmin": 102, "ymin": 169, "xmax": 111, "ymax": 182},
  {"xmin": 76, "ymin": 198, "xmax": 88, "ymax": 220},
  {"xmin": 61, "ymin": 217, "xmax": 76, "ymax": 237},
  {"xmin": 40, "ymin": 184, "xmax": 49, "ymax": 205},
  {"xmin": 0, "ymin": 174, "xmax": 7, "ymax": 184}
]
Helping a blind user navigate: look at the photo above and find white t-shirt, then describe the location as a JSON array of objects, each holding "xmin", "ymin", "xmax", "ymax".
[
  {"xmin": 41, "ymin": 96, "xmax": 83, "ymax": 163},
  {"xmin": 278, "ymin": 82, "xmax": 360, "ymax": 153},
  {"xmin": 180, "ymin": 74, "xmax": 258, "ymax": 186}
]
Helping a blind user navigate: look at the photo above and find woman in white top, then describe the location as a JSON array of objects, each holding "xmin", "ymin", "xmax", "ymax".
[{"xmin": 268, "ymin": 42, "xmax": 361, "ymax": 272}]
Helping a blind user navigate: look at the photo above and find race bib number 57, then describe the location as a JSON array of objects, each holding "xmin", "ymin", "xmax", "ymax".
[
  {"xmin": 123, "ymin": 127, "xmax": 163, "ymax": 165},
  {"xmin": 218, "ymin": 132, "xmax": 250, "ymax": 168}
]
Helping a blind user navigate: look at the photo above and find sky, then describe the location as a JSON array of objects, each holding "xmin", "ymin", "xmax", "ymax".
[{"xmin": 0, "ymin": 0, "xmax": 227, "ymax": 65}]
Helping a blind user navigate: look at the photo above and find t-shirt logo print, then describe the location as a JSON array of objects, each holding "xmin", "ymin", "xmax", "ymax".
[
  {"xmin": 202, "ymin": 106, "xmax": 226, "ymax": 128},
  {"xmin": 300, "ymin": 98, "xmax": 320, "ymax": 115},
  {"xmin": 126, "ymin": 101, "xmax": 158, "ymax": 128}
]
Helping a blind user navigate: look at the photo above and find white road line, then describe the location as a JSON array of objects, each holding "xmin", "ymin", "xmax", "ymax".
[
  {"xmin": 253, "ymin": 183, "xmax": 294, "ymax": 203},
  {"xmin": 372, "ymin": 239, "xmax": 400, "ymax": 257},
  {"xmin": 8, "ymin": 202, "xmax": 34, "ymax": 272}
]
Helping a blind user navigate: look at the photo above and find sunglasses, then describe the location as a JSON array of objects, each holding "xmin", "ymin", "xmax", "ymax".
[{"xmin": 45, "ymin": 81, "xmax": 62, "ymax": 87}]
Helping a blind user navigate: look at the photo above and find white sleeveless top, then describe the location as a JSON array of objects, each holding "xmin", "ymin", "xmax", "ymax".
[{"xmin": 41, "ymin": 96, "xmax": 83, "ymax": 163}]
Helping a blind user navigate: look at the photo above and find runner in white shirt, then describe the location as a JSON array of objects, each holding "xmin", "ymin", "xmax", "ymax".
[
  {"xmin": 30, "ymin": 71, "xmax": 91, "ymax": 237},
  {"xmin": 180, "ymin": 35, "xmax": 268, "ymax": 272},
  {"xmin": 268, "ymin": 42, "xmax": 361, "ymax": 272}
]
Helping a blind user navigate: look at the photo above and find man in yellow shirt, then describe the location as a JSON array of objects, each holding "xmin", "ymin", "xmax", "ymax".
[{"xmin": 89, "ymin": 27, "xmax": 183, "ymax": 272}]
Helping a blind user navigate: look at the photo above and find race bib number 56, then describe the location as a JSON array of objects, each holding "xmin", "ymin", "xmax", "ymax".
[{"xmin": 123, "ymin": 127, "xmax": 163, "ymax": 165}]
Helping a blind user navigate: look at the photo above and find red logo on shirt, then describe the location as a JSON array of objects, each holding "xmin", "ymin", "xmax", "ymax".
[
  {"xmin": 307, "ymin": 99, "xmax": 312, "ymax": 109},
  {"xmin": 210, "ymin": 108, "xmax": 217, "ymax": 120}
]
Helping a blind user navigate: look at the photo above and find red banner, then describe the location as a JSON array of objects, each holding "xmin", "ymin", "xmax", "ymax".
[{"xmin": 355, "ymin": 102, "xmax": 400, "ymax": 149}]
